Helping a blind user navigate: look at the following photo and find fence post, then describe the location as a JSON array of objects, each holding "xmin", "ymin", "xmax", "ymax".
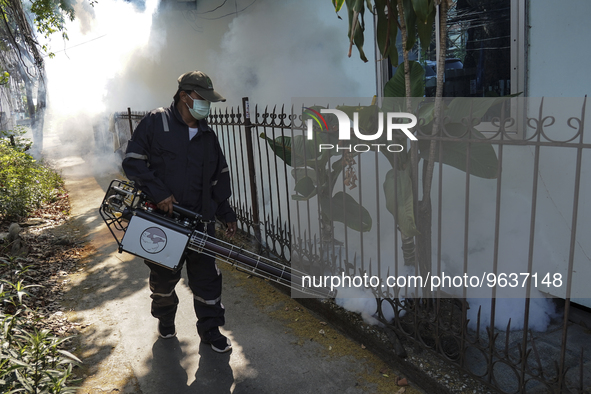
[
  {"xmin": 127, "ymin": 107, "xmax": 134, "ymax": 136},
  {"xmin": 242, "ymin": 97, "xmax": 262, "ymax": 253}
]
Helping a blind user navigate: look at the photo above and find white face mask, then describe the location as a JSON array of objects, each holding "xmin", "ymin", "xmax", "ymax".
[{"xmin": 186, "ymin": 95, "xmax": 211, "ymax": 120}]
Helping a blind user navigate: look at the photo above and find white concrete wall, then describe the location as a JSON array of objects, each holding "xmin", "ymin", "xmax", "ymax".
[
  {"xmin": 528, "ymin": 0, "xmax": 591, "ymax": 97},
  {"xmin": 525, "ymin": 0, "xmax": 591, "ymax": 306}
]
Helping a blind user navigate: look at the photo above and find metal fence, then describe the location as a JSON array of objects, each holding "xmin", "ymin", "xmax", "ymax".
[
  {"xmin": 208, "ymin": 97, "xmax": 591, "ymax": 394},
  {"xmin": 209, "ymin": 100, "xmax": 294, "ymax": 260},
  {"xmin": 114, "ymin": 98, "xmax": 591, "ymax": 394}
]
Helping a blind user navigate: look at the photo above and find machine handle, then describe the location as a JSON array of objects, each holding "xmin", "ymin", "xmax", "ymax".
[{"xmin": 172, "ymin": 203, "xmax": 202, "ymax": 221}]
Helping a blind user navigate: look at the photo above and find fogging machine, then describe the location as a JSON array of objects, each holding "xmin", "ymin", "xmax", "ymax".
[{"xmin": 99, "ymin": 179, "xmax": 335, "ymax": 298}]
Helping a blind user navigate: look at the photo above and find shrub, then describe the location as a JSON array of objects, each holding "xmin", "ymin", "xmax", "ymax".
[
  {"xmin": 0, "ymin": 139, "xmax": 64, "ymax": 219},
  {"xmin": 0, "ymin": 127, "xmax": 32, "ymax": 153},
  {"xmin": 0, "ymin": 257, "xmax": 80, "ymax": 393}
]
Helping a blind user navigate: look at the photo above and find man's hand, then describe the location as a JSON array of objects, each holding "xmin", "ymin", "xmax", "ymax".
[
  {"xmin": 157, "ymin": 195, "xmax": 178, "ymax": 216},
  {"xmin": 225, "ymin": 222, "xmax": 237, "ymax": 238}
]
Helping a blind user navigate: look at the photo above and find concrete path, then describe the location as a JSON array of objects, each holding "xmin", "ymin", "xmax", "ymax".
[{"xmin": 43, "ymin": 129, "xmax": 419, "ymax": 394}]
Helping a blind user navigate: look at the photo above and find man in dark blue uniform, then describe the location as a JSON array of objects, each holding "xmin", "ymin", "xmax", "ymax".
[{"xmin": 122, "ymin": 71, "xmax": 237, "ymax": 353}]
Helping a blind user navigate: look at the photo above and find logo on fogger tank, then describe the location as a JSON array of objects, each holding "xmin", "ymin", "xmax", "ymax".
[{"xmin": 140, "ymin": 227, "xmax": 167, "ymax": 254}]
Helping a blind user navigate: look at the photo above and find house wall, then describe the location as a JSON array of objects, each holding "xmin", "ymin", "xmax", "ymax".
[
  {"xmin": 422, "ymin": 1, "xmax": 591, "ymax": 314},
  {"xmin": 528, "ymin": 0, "xmax": 591, "ymax": 97},
  {"xmin": 526, "ymin": 0, "xmax": 591, "ymax": 307}
]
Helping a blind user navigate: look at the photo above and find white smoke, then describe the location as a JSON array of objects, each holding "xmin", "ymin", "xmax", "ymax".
[
  {"xmin": 44, "ymin": 0, "xmax": 162, "ymax": 115},
  {"xmin": 210, "ymin": 0, "xmax": 376, "ymax": 107},
  {"xmin": 40, "ymin": 0, "xmax": 164, "ymax": 174},
  {"xmin": 41, "ymin": 0, "xmax": 376, "ymax": 173},
  {"xmin": 466, "ymin": 297, "xmax": 560, "ymax": 332}
]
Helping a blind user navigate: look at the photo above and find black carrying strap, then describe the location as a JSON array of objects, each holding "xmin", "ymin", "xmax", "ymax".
[{"xmin": 201, "ymin": 131, "xmax": 213, "ymax": 222}]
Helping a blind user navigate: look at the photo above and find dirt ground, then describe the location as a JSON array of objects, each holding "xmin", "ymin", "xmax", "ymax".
[{"xmin": 0, "ymin": 195, "xmax": 92, "ymax": 336}]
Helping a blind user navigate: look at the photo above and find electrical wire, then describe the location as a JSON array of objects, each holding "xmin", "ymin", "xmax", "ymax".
[
  {"xmin": 192, "ymin": 0, "xmax": 257, "ymax": 20},
  {"xmin": 194, "ymin": 0, "xmax": 229, "ymax": 14},
  {"xmin": 41, "ymin": 34, "xmax": 108, "ymax": 57}
]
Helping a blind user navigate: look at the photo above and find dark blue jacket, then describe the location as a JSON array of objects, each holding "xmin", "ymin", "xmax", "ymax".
[{"xmin": 122, "ymin": 102, "xmax": 236, "ymax": 223}]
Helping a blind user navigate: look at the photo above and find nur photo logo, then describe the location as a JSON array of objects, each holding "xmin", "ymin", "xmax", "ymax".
[{"xmin": 303, "ymin": 107, "xmax": 418, "ymax": 153}]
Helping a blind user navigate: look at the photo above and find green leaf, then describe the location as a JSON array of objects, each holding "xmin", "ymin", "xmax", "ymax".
[
  {"xmin": 320, "ymin": 191, "xmax": 372, "ymax": 232},
  {"xmin": 417, "ymin": 100, "xmax": 435, "ymax": 126},
  {"xmin": 416, "ymin": 7, "xmax": 435, "ymax": 51},
  {"xmin": 293, "ymin": 165, "xmax": 345, "ymax": 203},
  {"xmin": 403, "ymin": 0, "xmax": 417, "ymax": 51},
  {"xmin": 387, "ymin": 5, "xmax": 400, "ymax": 64},
  {"xmin": 384, "ymin": 60, "xmax": 425, "ymax": 98},
  {"xmin": 383, "ymin": 167, "xmax": 420, "ymax": 237},
  {"xmin": 412, "ymin": 0, "xmax": 433, "ymax": 22},
  {"xmin": 294, "ymin": 176, "xmax": 317, "ymax": 200},
  {"xmin": 291, "ymin": 134, "xmax": 314, "ymax": 167},
  {"xmin": 418, "ymin": 123, "xmax": 499, "ymax": 179},
  {"xmin": 260, "ymin": 133, "xmax": 292, "ymax": 165},
  {"xmin": 292, "ymin": 194, "xmax": 311, "ymax": 201},
  {"xmin": 353, "ymin": 12, "xmax": 368, "ymax": 62},
  {"xmin": 342, "ymin": 0, "xmax": 368, "ymax": 62},
  {"xmin": 292, "ymin": 168, "xmax": 317, "ymax": 185},
  {"xmin": 261, "ymin": 133, "xmax": 327, "ymax": 168},
  {"xmin": 445, "ymin": 94, "xmax": 521, "ymax": 123},
  {"xmin": 375, "ymin": 0, "xmax": 399, "ymax": 63},
  {"xmin": 0, "ymin": 71, "xmax": 9, "ymax": 85},
  {"xmin": 56, "ymin": 350, "xmax": 82, "ymax": 364},
  {"xmin": 332, "ymin": 0, "xmax": 346, "ymax": 12},
  {"xmin": 375, "ymin": 0, "xmax": 389, "ymax": 58}
]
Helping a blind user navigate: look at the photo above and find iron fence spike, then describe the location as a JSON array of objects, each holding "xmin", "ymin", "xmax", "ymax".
[{"xmin": 476, "ymin": 305, "xmax": 481, "ymax": 340}]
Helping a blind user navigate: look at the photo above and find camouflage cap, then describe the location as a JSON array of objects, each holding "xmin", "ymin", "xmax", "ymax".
[{"xmin": 177, "ymin": 71, "xmax": 226, "ymax": 102}]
